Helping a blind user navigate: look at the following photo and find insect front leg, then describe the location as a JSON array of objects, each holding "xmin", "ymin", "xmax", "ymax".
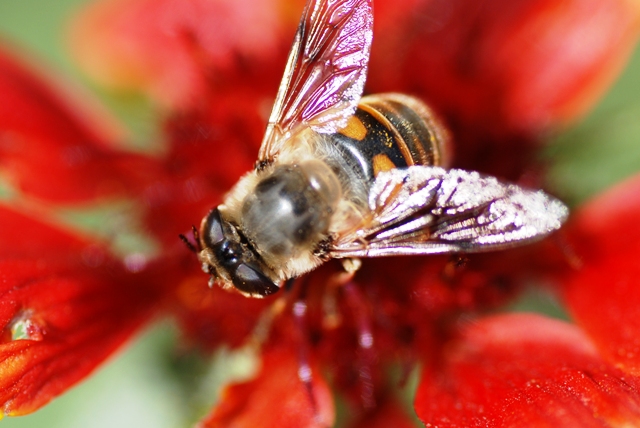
[
  {"xmin": 247, "ymin": 277, "xmax": 303, "ymax": 350},
  {"xmin": 323, "ymin": 262, "xmax": 377, "ymax": 409},
  {"xmin": 320, "ymin": 258, "xmax": 361, "ymax": 329}
]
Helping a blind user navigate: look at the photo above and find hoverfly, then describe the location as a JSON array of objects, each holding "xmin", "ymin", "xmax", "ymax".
[{"xmin": 191, "ymin": 0, "xmax": 568, "ymax": 298}]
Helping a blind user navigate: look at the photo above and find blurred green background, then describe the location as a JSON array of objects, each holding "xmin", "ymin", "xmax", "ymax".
[{"xmin": 0, "ymin": 0, "xmax": 639, "ymax": 426}]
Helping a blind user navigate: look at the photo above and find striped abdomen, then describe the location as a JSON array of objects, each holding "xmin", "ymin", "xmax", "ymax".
[{"xmin": 329, "ymin": 93, "xmax": 450, "ymax": 187}]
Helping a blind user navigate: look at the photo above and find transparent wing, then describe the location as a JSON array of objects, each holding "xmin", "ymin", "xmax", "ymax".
[
  {"xmin": 258, "ymin": 0, "xmax": 373, "ymax": 163},
  {"xmin": 330, "ymin": 167, "xmax": 569, "ymax": 258}
]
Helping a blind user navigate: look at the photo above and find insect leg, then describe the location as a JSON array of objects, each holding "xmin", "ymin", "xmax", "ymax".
[
  {"xmin": 342, "ymin": 280, "xmax": 376, "ymax": 409},
  {"xmin": 251, "ymin": 277, "xmax": 325, "ymax": 422},
  {"xmin": 316, "ymin": 258, "xmax": 362, "ymax": 329},
  {"xmin": 290, "ymin": 277, "xmax": 323, "ymax": 421},
  {"xmin": 247, "ymin": 280, "xmax": 296, "ymax": 347},
  {"xmin": 553, "ymin": 231, "xmax": 583, "ymax": 270}
]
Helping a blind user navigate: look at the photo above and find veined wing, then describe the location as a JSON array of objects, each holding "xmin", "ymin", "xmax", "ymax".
[
  {"xmin": 330, "ymin": 166, "xmax": 569, "ymax": 257},
  {"xmin": 258, "ymin": 0, "xmax": 373, "ymax": 163}
]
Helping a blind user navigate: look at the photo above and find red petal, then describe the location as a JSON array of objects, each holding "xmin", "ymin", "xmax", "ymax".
[
  {"xmin": 69, "ymin": 0, "xmax": 292, "ymax": 107},
  {"xmin": 67, "ymin": 0, "xmax": 296, "ymax": 240},
  {"xmin": 0, "ymin": 48, "xmax": 161, "ymax": 203},
  {"xmin": 0, "ymin": 206, "xmax": 167, "ymax": 415},
  {"xmin": 369, "ymin": 0, "xmax": 640, "ymax": 178},
  {"xmin": 371, "ymin": 0, "xmax": 640, "ymax": 133},
  {"xmin": 197, "ymin": 347, "xmax": 334, "ymax": 428},
  {"xmin": 144, "ymin": 74, "xmax": 271, "ymax": 246},
  {"xmin": 0, "ymin": 49, "xmax": 216, "ymax": 248},
  {"xmin": 562, "ymin": 173, "xmax": 640, "ymax": 374},
  {"xmin": 0, "ymin": 206, "xmax": 94, "ymax": 259},
  {"xmin": 0, "ymin": 260, "xmax": 158, "ymax": 415},
  {"xmin": 347, "ymin": 397, "xmax": 418, "ymax": 428},
  {"xmin": 171, "ymin": 273, "xmax": 272, "ymax": 350},
  {"xmin": 415, "ymin": 313, "xmax": 640, "ymax": 427},
  {"xmin": 66, "ymin": 0, "xmax": 292, "ymax": 249}
]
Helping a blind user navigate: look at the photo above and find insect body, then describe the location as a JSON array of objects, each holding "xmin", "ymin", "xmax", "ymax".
[{"xmin": 195, "ymin": 0, "xmax": 568, "ymax": 298}]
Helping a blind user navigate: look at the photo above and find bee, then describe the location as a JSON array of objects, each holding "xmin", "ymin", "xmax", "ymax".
[{"xmin": 192, "ymin": 0, "xmax": 568, "ymax": 298}]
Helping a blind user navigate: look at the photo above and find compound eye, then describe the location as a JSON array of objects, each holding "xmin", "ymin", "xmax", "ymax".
[
  {"xmin": 202, "ymin": 209, "xmax": 225, "ymax": 248},
  {"xmin": 232, "ymin": 263, "xmax": 280, "ymax": 297},
  {"xmin": 217, "ymin": 240, "xmax": 243, "ymax": 268}
]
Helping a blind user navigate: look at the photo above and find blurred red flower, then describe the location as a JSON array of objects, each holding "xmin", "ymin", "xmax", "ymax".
[{"xmin": 1, "ymin": 0, "xmax": 640, "ymax": 425}]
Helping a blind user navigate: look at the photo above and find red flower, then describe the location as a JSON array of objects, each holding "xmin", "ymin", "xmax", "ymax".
[{"xmin": 1, "ymin": 0, "xmax": 640, "ymax": 425}]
